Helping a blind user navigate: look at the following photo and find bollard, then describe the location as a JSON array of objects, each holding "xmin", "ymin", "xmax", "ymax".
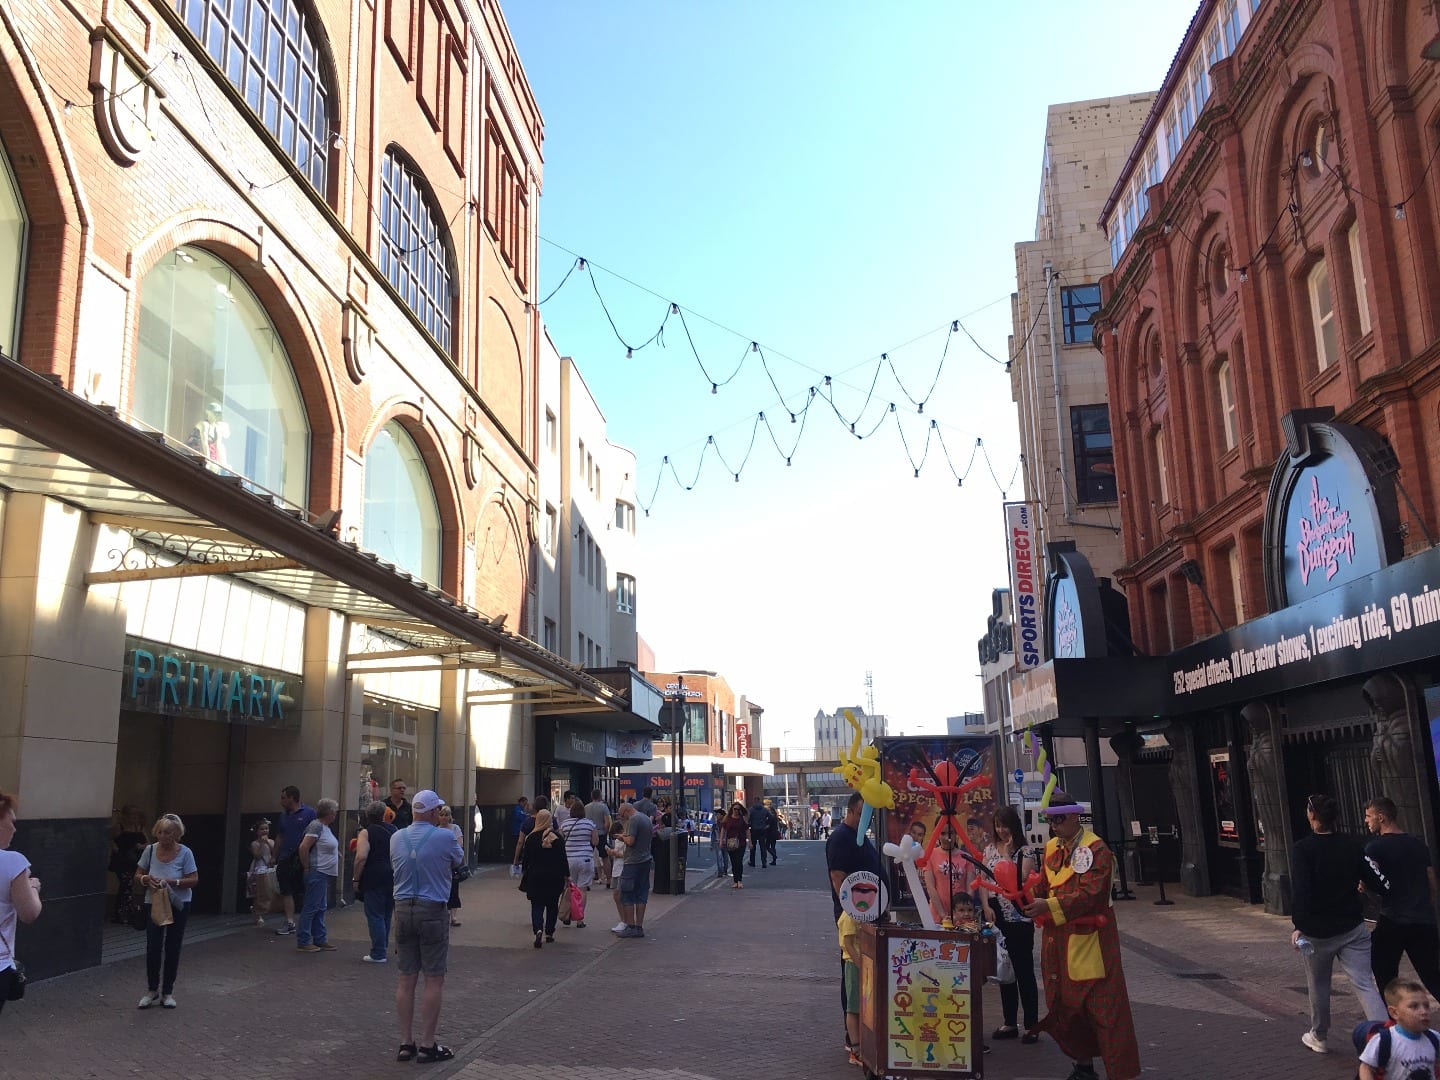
[{"xmin": 1152, "ymin": 837, "xmax": 1174, "ymax": 906}]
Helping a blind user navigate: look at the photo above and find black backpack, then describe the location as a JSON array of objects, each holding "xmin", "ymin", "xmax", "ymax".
[{"xmin": 1352, "ymin": 1019, "xmax": 1440, "ymax": 1077}]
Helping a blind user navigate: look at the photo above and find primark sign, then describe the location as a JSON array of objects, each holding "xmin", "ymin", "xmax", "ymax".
[
  {"xmin": 1162, "ymin": 544, "xmax": 1440, "ymax": 713},
  {"xmin": 122, "ymin": 636, "xmax": 301, "ymax": 728}
]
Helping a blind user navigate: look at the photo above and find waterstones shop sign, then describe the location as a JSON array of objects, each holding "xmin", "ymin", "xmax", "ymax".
[
  {"xmin": 1163, "ymin": 544, "xmax": 1440, "ymax": 712},
  {"xmin": 123, "ymin": 637, "xmax": 301, "ymax": 728}
]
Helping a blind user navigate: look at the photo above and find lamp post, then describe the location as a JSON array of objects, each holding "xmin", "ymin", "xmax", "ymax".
[{"xmin": 782, "ymin": 729, "xmax": 792, "ymax": 809}]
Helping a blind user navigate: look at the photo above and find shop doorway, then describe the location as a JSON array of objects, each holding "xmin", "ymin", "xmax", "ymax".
[{"xmin": 110, "ymin": 711, "xmax": 237, "ymax": 918}]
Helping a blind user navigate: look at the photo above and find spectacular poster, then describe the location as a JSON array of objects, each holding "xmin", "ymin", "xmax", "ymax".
[
  {"xmin": 886, "ymin": 932, "xmax": 978, "ymax": 1075},
  {"xmin": 878, "ymin": 736, "xmax": 1000, "ymax": 911}
]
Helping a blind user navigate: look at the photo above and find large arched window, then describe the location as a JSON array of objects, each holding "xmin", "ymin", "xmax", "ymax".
[
  {"xmin": 379, "ymin": 150, "xmax": 455, "ymax": 354},
  {"xmin": 364, "ymin": 421, "xmax": 441, "ymax": 584},
  {"xmin": 0, "ymin": 149, "xmax": 25, "ymax": 357},
  {"xmin": 175, "ymin": 0, "xmax": 333, "ymax": 194},
  {"xmin": 134, "ymin": 246, "xmax": 310, "ymax": 506}
]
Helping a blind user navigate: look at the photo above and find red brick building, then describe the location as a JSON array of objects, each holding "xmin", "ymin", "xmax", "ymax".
[
  {"xmin": 0, "ymin": 0, "xmax": 656, "ymax": 976},
  {"xmin": 1092, "ymin": 1, "xmax": 1440, "ymax": 909}
]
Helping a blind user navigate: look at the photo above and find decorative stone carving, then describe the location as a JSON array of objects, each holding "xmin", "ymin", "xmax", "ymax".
[
  {"xmin": 1242, "ymin": 701, "xmax": 1291, "ymax": 914},
  {"xmin": 341, "ymin": 303, "xmax": 374, "ymax": 384},
  {"xmin": 88, "ymin": 32, "xmax": 162, "ymax": 166},
  {"xmin": 1166, "ymin": 723, "xmax": 1210, "ymax": 895},
  {"xmin": 1366, "ymin": 673, "xmax": 1427, "ymax": 841}
]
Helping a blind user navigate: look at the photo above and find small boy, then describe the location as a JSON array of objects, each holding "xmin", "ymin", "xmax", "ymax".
[
  {"xmin": 950, "ymin": 892, "xmax": 980, "ymax": 933},
  {"xmin": 838, "ymin": 912, "xmax": 863, "ymax": 1068},
  {"xmin": 1359, "ymin": 977, "xmax": 1440, "ymax": 1080}
]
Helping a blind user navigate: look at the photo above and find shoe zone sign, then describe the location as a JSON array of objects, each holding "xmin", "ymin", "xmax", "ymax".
[{"xmin": 122, "ymin": 636, "xmax": 301, "ymax": 728}]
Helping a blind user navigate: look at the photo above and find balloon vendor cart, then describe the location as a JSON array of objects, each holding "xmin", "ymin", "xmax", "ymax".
[{"xmin": 838, "ymin": 734, "xmax": 1005, "ymax": 1079}]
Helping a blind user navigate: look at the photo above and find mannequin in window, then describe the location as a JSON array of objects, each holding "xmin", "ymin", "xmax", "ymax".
[{"xmin": 188, "ymin": 401, "xmax": 230, "ymax": 467}]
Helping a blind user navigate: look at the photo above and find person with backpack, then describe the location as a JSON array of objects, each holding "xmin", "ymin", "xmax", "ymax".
[
  {"xmin": 747, "ymin": 800, "xmax": 773, "ymax": 868},
  {"xmin": 1291, "ymin": 793, "xmax": 1389, "ymax": 1055},
  {"xmin": 1355, "ymin": 977, "xmax": 1440, "ymax": 1079}
]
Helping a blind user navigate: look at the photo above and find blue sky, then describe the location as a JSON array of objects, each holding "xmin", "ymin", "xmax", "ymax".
[{"xmin": 503, "ymin": 1, "xmax": 1199, "ymax": 743}]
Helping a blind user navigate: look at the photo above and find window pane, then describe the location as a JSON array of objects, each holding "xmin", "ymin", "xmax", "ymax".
[
  {"xmin": 1061, "ymin": 284, "xmax": 1102, "ymax": 345},
  {"xmin": 173, "ymin": 0, "xmax": 329, "ymax": 195},
  {"xmin": 134, "ymin": 245, "xmax": 310, "ymax": 506},
  {"xmin": 363, "ymin": 420, "xmax": 442, "ymax": 584},
  {"xmin": 1070, "ymin": 404, "xmax": 1115, "ymax": 502},
  {"xmin": 0, "ymin": 150, "xmax": 26, "ymax": 357},
  {"xmin": 379, "ymin": 150, "xmax": 454, "ymax": 353}
]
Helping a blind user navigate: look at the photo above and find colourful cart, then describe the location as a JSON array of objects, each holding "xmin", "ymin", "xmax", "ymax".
[{"xmin": 856, "ymin": 922, "xmax": 990, "ymax": 1080}]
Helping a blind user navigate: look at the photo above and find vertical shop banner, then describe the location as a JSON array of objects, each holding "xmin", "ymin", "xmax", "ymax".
[
  {"xmin": 736, "ymin": 721, "xmax": 750, "ymax": 758},
  {"xmin": 1004, "ymin": 502, "xmax": 1041, "ymax": 669},
  {"xmin": 877, "ymin": 736, "xmax": 1000, "ymax": 909}
]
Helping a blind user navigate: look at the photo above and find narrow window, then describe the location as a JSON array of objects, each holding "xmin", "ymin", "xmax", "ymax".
[
  {"xmin": 544, "ymin": 503, "xmax": 556, "ymax": 553},
  {"xmin": 1227, "ymin": 545, "xmax": 1246, "ymax": 623},
  {"xmin": 1069, "ymin": 405, "xmax": 1116, "ymax": 502},
  {"xmin": 1217, "ymin": 360, "xmax": 1238, "ymax": 450},
  {"xmin": 1348, "ymin": 222, "xmax": 1371, "ymax": 336},
  {"xmin": 617, "ymin": 573, "xmax": 636, "ymax": 615},
  {"xmin": 1154, "ymin": 427, "xmax": 1170, "ymax": 505},
  {"xmin": 379, "ymin": 150, "xmax": 455, "ymax": 353},
  {"xmin": 1308, "ymin": 258, "xmax": 1338, "ymax": 370}
]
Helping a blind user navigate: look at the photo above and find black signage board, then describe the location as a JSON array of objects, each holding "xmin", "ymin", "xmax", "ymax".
[
  {"xmin": 1009, "ymin": 656, "xmax": 1168, "ymax": 732},
  {"xmin": 1163, "ymin": 543, "xmax": 1440, "ymax": 713}
]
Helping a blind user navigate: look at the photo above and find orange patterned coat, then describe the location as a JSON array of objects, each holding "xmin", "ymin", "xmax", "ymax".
[{"xmin": 1032, "ymin": 829, "xmax": 1141, "ymax": 1080}]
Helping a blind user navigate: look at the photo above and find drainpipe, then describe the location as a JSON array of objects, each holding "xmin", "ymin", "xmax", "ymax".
[{"xmin": 1045, "ymin": 263, "xmax": 1071, "ymax": 524}]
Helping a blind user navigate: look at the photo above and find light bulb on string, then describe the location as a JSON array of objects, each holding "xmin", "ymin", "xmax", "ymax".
[
  {"xmin": 625, "ymin": 347, "xmax": 632, "ymax": 359},
  {"xmin": 1395, "ymin": 204, "xmax": 1407, "ymax": 220},
  {"xmin": 670, "ymin": 303, "xmax": 679, "ymax": 314},
  {"xmin": 750, "ymin": 341, "xmax": 758, "ymax": 352},
  {"xmin": 577, "ymin": 258, "xmax": 587, "ymax": 270},
  {"xmin": 710, "ymin": 383, "xmax": 717, "ymax": 394}
]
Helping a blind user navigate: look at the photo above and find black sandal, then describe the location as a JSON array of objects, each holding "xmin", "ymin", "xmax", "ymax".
[
  {"xmin": 992, "ymin": 1026, "xmax": 1019, "ymax": 1040},
  {"xmin": 417, "ymin": 1044, "xmax": 454, "ymax": 1063},
  {"xmin": 396, "ymin": 1044, "xmax": 418, "ymax": 1062}
]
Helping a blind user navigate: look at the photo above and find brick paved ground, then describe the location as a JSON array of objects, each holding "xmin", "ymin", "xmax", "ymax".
[{"xmin": 4, "ymin": 841, "xmax": 1404, "ymax": 1078}]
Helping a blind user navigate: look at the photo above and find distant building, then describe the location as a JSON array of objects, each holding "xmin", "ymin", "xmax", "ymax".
[
  {"xmin": 947, "ymin": 713, "xmax": 987, "ymax": 736},
  {"xmin": 814, "ymin": 706, "xmax": 888, "ymax": 757}
]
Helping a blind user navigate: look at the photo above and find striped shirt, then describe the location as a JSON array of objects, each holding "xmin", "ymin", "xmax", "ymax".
[{"xmin": 561, "ymin": 816, "xmax": 598, "ymax": 860}]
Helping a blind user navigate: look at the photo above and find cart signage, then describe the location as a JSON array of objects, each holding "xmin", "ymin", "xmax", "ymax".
[{"xmin": 885, "ymin": 932, "xmax": 977, "ymax": 1074}]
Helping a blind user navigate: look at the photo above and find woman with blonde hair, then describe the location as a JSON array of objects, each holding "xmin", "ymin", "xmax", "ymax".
[
  {"xmin": 134, "ymin": 814, "xmax": 197, "ymax": 1008},
  {"xmin": 519, "ymin": 809, "xmax": 569, "ymax": 948}
]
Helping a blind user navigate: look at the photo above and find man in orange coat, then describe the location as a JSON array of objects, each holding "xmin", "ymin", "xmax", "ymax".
[{"xmin": 1021, "ymin": 791, "xmax": 1140, "ymax": 1080}]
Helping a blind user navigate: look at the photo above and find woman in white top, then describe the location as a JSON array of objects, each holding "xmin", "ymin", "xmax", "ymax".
[
  {"xmin": 134, "ymin": 813, "xmax": 198, "ymax": 1009},
  {"xmin": 437, "ymin": 805, "xmax": 465, "ymax": 927},
  {"xmin": 296, "ymin": 798, "xmax": 339, "ymax": 952},
  {"xmin": 1, "ymin": 790, "xmax": 43, "ymax": 1016}
]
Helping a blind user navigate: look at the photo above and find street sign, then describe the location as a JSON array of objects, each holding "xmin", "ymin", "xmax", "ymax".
[{"xmin": 1013, "ymin": 768, "xmax": 1024, "ymax": 785}]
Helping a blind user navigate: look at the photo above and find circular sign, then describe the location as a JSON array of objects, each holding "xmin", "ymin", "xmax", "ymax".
[
  {"xmin": 1071, "ymin": 845, "xmax": 1094, "ymax": 874},
  {"xmin": 1013, "ymin": 768, "xmax": 1025, "ymax": 785},
  {"xmin": 839, "ymin": 870, "xmax": 889, "ymax": 922}
]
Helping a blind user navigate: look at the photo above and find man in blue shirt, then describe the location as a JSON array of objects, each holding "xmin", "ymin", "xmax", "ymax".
[
  {"xmin": 827, "ymin": 791, "xmax": 881, "ymax": 1061},
  {"xmin": 509, "ymin": 796, "xmax": 529, "ymax": 859},
  {"xmin": 391, "ymin": 789, "xmax": 464, "ymax": 1064},
  {"xmin": 272, "ymin": 785, "xmax": 315, "ymax": 936}
]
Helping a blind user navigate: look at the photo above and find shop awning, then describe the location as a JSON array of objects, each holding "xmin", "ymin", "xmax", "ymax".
[{"xmin": 0, "ymin": 356, "xmax": 624, "ymax": 711}]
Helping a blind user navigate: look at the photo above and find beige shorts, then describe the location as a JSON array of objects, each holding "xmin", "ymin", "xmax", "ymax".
[{"xmin": 395, "ymin": 899, "xmax": 449, "ymax": 976}]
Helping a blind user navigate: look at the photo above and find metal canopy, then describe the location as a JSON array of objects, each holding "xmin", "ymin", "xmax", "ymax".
[{"xmin": 0, "ymin": 357, "xmax": 621, "ymax": 708}]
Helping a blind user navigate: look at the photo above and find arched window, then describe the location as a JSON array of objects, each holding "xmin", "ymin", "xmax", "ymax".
[
  {"xmin": 175, "ymin": 0, "xmax": 333, "ymax": 194},
  {"xmin": 379, "ymin": 150, "xmax": 455, "ymax": 354},
  {"xmin": 0, "ymin": 149, "xmax": 25, "ymax": 357},
  {"xmin": 134, "ymin": 246, "xmax": 310, "ymax": 506},
  {"xmin": 364, "ymin": 421, "xmax": 441, "ymax": 584}
]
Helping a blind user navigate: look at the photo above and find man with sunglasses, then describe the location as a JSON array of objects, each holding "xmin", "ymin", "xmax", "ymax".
[{"xmin": 1020, "ymin": 791, "xmax": 1140, "ymax": 1080}]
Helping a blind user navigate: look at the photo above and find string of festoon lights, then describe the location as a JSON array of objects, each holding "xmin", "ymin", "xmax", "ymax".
[
  {"xmin": 32, "ymin": 34, "xmax": 1031, "ymax": 512},
  {"xmin": 533, "ymin": 241, "xmax": 1038, "ymax": 513}
]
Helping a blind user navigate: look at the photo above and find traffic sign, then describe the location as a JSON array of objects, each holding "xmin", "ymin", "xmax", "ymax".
[{"xmin": 1013, "ymin": 768, "xmax": 1024, "ymax": 785}]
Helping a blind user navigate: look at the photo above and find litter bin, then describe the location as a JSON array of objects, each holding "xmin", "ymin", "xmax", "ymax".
[{"xmin": 652, "ymin": 828, "xmax": 688, "ymax": 895}]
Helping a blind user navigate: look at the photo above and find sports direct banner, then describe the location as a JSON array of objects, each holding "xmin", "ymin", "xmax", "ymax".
[{"xmin": 1004, "ymin": 502, "xmax": 1041, "ymax": 669}]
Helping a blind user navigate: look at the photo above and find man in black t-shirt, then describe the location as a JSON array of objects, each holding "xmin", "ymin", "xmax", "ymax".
[{"xmin": 1364, "ymin": 796, "xmax": 1440, "ymax": 999}]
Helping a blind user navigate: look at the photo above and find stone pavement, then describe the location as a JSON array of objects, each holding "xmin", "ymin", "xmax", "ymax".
[{"xmin": 1, "ymin": 840, "xmax": 1402, "ymax": 1078}]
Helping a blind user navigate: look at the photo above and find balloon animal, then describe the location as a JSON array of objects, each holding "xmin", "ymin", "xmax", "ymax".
[
  {"xmin": 882, "ymin": 833, "xmax": 938, "ymax": 930},
  {"xmin": 832, "ymin": 708, "xmax": 895, "ymax": 843}
]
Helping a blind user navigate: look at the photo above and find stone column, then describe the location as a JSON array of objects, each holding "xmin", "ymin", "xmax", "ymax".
[
  {"xmin": 1165, "ymin": 721, "xmax": 1210, "ymax": 895},
  {"xmin": 0, "ymin": 493, "xmax": 126, "ymax": 977}
]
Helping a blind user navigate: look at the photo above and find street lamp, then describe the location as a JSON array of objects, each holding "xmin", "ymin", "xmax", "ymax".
[{"xmin": 782, "ymin": 729, "xmax": 792, "ymax": 808}]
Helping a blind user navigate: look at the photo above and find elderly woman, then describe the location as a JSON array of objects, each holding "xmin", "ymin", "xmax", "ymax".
[
  {"xmin": 520, "ymin": 809, "xmax": 569, "ymax": 948},
  {"xmin": 352, "ymin": 800, "xmax": 396, "ymax": 963},
  {"xmin": 134, "ymin": 814, "xmax": 198, "ymax": 1008},
  {"xmin": 296, "ymin": 798, "xmax": 339, "ymax": 953},
  {"xmin": 437, "ymin": 805, "xmax": 464, "ymax": 927}
]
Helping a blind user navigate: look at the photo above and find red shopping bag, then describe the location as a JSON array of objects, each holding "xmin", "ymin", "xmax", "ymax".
[{"xmin": 568, "ymin": 881, "xmax": 585, "ymax": 922}]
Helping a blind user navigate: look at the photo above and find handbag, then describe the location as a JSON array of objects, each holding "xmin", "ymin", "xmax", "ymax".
[
  {"xmin": 1, "ymin": 921, "xmax": 23, "ymax": 1002},
  {"xmin": 130, "ymin": 844, "xmax": 155, "ymax": 930},
  {"xmin": 568, "ymin": 880, "xmax": 586, "ymax": 922},
  {"xmin": 725, "ymin": 835, "xmax": 741, "ymax": 851},
  {"xmin": 990, "ymin": 934, "xmax": 1017, "ymax": 985},
  {"xmin": 151, "ymin": 883, "xmax": 174, "ymax": 927},
  {"xmin": 557, "ymin": 879, "xmax": 572, "ymax": 922}
]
